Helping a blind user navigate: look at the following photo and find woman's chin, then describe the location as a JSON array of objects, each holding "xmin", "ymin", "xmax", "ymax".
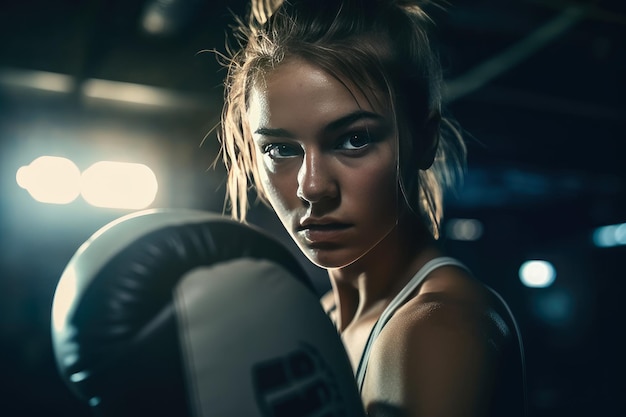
[{"xmin": 300, "ymin": 247, "xmax": 360, "ymax": 270}]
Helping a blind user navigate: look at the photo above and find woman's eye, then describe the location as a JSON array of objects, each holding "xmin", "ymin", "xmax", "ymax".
[
  {"xmin": 262, "ymin": 143, "xmax": 300, "ymax": 160},
  {"xmin": 338, "ymin": 132, "xmax": 371, "ymax": 151}
]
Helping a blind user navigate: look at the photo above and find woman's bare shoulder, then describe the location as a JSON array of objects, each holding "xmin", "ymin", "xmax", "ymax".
[
  {"xmin": 394, "ymin": 265, "xmax": 511, "ymax": 346},
  {"xmin": 362, "ymin": 267, "xmax": 513, "ymax": 414}
]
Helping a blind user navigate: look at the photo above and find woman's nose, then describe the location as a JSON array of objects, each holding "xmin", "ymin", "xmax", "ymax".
[{"xmin": 296, "ymin": 151, "xmax": 338, "ymax": 204}]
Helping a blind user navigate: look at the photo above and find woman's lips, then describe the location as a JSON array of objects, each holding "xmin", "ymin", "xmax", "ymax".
[{"xmin": 298, "ymin": 223, "xmax": 352, "ymax": 244}]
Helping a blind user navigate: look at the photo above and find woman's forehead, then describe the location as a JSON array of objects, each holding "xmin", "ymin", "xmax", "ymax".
[{"xmin": 250, "ymin": 56, "xmax": 390, "ymax": 116}]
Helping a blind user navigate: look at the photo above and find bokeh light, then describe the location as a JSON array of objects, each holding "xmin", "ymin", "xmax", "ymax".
[
  {"xmin": 592, "ymin": 223, "xmax": 626, "ymax": 248},
  {"xmin": 16, "ymin": 156, "xmax": 81, "ymax": 204},
  {"xmin": 81, "ymin": 161, "xmax": 158, "ymax": 209},
  {"xmin": 519, "ymin": 260, "xmax": 556, "ymax": 288},
  {"xmin": 446, "ymin": 218, "xmax": 484, "ymax": 241},
  {"xmin": 16, "ymin": 157, "xmax": 159, "ymax": 209}
]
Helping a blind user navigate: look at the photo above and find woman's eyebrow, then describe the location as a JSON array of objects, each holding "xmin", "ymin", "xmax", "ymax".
[
  {"xmin": 254, "ymin": 110, "xmax": 384, "ymax": 138},
  {"xmin": 254, "ymin": 127, "xmax": 295, "ymax": 138},
  {"xmin": 323, "ymin": 110, "xmax": 384, "ymax": 134}
]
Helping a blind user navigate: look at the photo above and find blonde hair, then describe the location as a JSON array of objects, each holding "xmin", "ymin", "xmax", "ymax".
[{"xmin": 219, "ymin": 0, "xmax": 466, "ymax": 239}]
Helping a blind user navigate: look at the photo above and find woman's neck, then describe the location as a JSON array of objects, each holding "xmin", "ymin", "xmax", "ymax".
[{"xmin": 327, "ymin": 218, "xmax": 441, "ymax": 332}]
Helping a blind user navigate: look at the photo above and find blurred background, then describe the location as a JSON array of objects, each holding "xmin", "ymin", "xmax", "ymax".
[{"xmin": 0, "ymin": 0, "xmax": 624, "ymax": 415}]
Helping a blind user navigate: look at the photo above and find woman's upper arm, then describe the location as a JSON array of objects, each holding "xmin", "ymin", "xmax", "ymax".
[{"xmin": 362, "ymin": 298, "xmax": 508, "ymax": 417}]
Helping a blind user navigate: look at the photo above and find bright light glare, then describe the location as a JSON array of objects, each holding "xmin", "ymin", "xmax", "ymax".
[
  {"xmin": 519, "ymin": 260, "xmax": 556, "ymax": 288},
  {"xmin": 593, "ymin": 223, "xmax": 626, "ymax": 247},
  {"xmin": 16, "ymin": 156, "xmax": 81, "ymax": 204},
  {"xmin": 446, "ymin": 218, "xmax": 484, "ymax": 241},
  {"xmin": 81, "ymin": 161, "xmax": 158, "ymax": 209}
]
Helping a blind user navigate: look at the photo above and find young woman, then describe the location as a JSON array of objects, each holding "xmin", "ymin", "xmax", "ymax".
[{"xmin": 219, "ymin": 0, "xmax": 527, "ymax": 416}]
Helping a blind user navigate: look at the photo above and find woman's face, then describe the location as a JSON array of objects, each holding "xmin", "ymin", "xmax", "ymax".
[{"xmin": 247, "ymin": 58, "xmax": 400, "ymax": 269}]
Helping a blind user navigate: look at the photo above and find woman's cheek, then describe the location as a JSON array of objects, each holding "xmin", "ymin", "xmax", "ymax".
[{"xmin": 260, "ymin": 169, "xmax": 293, "ymax": 212}]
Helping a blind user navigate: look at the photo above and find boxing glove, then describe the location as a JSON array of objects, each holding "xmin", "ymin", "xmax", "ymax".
[{"xmin": 51, "ymin": 209, "xmax": 365, "ymax": 417}]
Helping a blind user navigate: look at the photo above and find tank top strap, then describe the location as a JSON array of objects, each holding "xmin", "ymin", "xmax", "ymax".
[{"xmin": 354, "ymin": 256, "xmax": 470, "ymax": 392}]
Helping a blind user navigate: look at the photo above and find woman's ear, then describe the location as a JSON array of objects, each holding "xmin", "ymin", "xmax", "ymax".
[{"xmin": 417, "ymin": 111, "xmax": 440, "ymax": 170}]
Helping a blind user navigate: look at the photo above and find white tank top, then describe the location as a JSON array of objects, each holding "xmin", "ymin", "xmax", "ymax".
[{"xmin": 354, "ymin": 256, "xmax": 471, "ymax": 392}]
